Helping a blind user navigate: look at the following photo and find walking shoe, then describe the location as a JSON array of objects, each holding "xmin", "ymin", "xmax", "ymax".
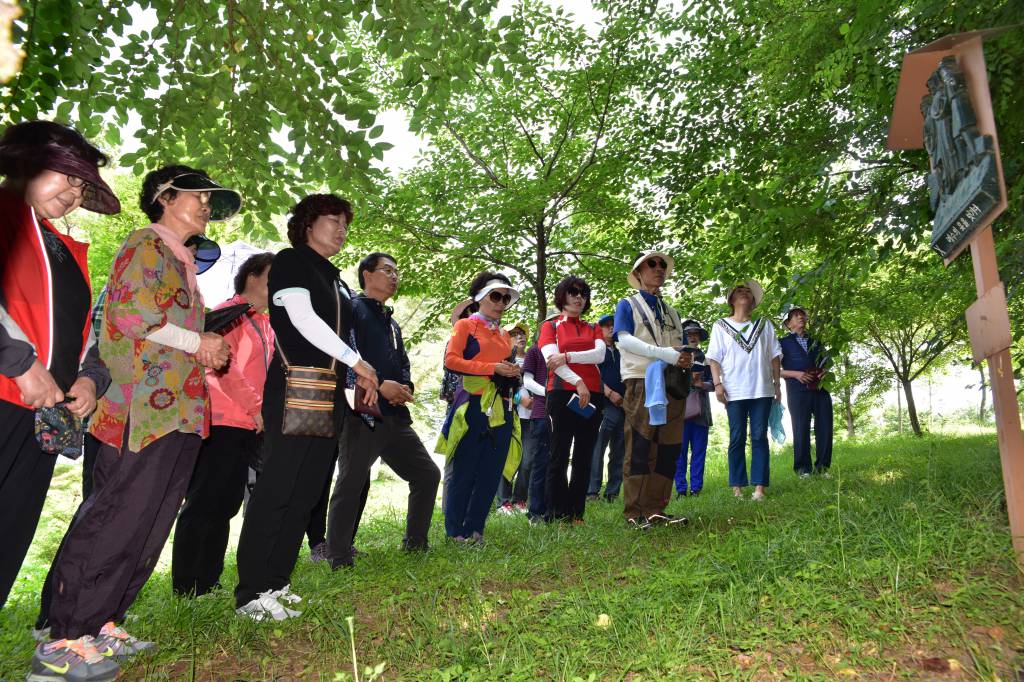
[
  {"xmin": 751, "ymin": 490, "xmax": 765, "ymax": 502},
  {"xmin": 798, "ymin": 472, "xmax": 811, "ymax": 480},
  {"xmin": 31, "ymin": 627, "xmax": 50, "ymax": 643},
  {"xmin": 468, "ymin": 532, "xmax": 486, "ymax": 547},
  {"xmin": 585, "ymin": 494, "xmax": 599, "ymax": 502},
  {"xmin": 28, "ymin": 636, "xmax": 120, "ymax": 681},
  {"xmin": 675, "ymin": 491, "xmax": 686, "ymax": 499},
  {"xmin": 732, "ymin": 486, "xmax": 743, "ymax": 498},
  {"xmin": 496, "ymin": 503, "xmax": 516, "ymax": 515},
  {"xmin": 572, "ymin": 518, "xmax": 585, "ymax": 526},
  {"xmin": 269, "ymin": 584, "xmax": 302, "ymax": 605},
  {"xmin": 236, "ymin": 591, "xmax": 301, "ymax": 621},
  {"xmin": 626, "ymin": 517, "xmax": 650, "ymax": 531},
  {"xmin": 309, "ymin": 541, "xmax": 329, "ymax": 563},
  {"xmin": 690, "ymin": 490, "xmax": 701, "ymax": 497},
  {"xmin": 513, "ymin": 502, "xmax": 528, "ymax": 513},
  {"xmin": 647, "ymin": 513, "xmax": 689, "ymax": 527},
  {"xmin": 819, "ymin": 469, "xmax": 832, "ymax": 479},
  {"xmin": 94, "ymin": 621, "xmax": 155, "ymax": 660}
]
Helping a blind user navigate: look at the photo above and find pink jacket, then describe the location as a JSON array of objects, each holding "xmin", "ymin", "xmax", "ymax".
[{"xmin": 207, "ymin": 294, "xmax": 275, "ymax": 430}]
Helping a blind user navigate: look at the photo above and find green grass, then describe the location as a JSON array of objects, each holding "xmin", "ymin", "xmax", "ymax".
[{"xmin": 2, "ymin": 433, "xmax": 1022, "ymax": 680}]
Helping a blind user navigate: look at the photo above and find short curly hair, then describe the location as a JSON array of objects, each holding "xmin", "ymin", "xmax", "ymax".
[
  {"xmin": 286, "ymin": 194, "xmax": 354, "ymax": 247},
  {"xmin": 139, "ymin": 164, "xmax": 209, "ymax": 222},
  {"xmin": 553, "ymin": 275, "xmax": 592, "ymax": 315},
  {"xmin": 0, "ymin": 120, "xmax": 109, "ymax": 182}
]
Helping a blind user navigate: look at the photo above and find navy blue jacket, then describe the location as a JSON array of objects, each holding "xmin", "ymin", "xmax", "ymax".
[
  {"xmin": 351, "ymin": 295, "xmax": 413, "ymax": 420},
  {"xmin": 780, "ymin": 334, "xmax": 827, "ymax": 394},
  {"xmin": 599, "ymin": 345, "xmax": 625, "ymax": 396}
]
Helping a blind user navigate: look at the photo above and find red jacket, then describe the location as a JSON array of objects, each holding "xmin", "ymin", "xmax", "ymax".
[{"xmin": 0, "ymin": 188, "xmax": 92, "ymax": 408}]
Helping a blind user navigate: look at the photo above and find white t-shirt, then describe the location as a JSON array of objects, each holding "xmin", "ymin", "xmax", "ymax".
[{"xmin": 705, "ymin": 317, "xmax": 782, "ymax": 401}]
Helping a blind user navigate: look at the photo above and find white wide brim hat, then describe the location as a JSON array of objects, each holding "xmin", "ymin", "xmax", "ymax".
[
  {"xmin": 474, "ymin": 279, "xmax": 521, "ymax": 306},
  {"xmin": 627, "ymin": 251, "xmax": 675, "ymax": 290},
  {"xmin": 727, "ymin": 279, "xmax": 764, "ymax": 309}
]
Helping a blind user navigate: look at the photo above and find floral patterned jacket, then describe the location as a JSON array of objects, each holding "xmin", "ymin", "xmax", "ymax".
[{"xmin": 90, "ymin": 227, "xmax": 209, "ymax": 451}]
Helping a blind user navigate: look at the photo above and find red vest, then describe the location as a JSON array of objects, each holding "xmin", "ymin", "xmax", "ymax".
[{"xmin": 0, "ymin": 188, "xmax": 92, "ymax": 408}]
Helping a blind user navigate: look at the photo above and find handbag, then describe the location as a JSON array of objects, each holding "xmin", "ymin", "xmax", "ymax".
[
  {"xmin": 684, "ymin": 391, "xmax": 702, "ymax": 421},
  {"xmin": 34, "ymin": 403, "xmax": 84, "ymax": 459},
  {"xmin": 278, "ymin": 278, "xmax": 342, "ymax": 438}
]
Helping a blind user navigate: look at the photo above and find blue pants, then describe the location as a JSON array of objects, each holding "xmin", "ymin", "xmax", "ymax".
[
  {"xmin": 674, "ymin": 421, "xmax": 709, "ymax": 494},
  {"xmin": 525, "ymin": 417, "xmax": 552, "ymax": 519},
  {"xmin": 787, "ymin": 390, "xmax": 834, "ymax": 473},
  {"xmin": 725, "ymin": 397, "xmax": 772, "ymax": 487},
  {"xmin": 444, "ymin": 396, "xmax": 514, "ymax": 538},
  {"xmin": 588, "ymin": 404, "xmax": 625, "ymax": 498}
]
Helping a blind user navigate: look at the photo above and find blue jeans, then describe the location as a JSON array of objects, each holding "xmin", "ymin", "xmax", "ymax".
[
  {"xmin": 588, "ymin": 404, "xmax": 625, "ymax": 498},
  {"xmin": 525, "ymin": 417, "xmax": 552, "ymax": 519},
  {"xmin": 674, "ymin": 421, "xmax": 709, "ymax": 493},
  {"xmin": 444, "ymin": 396, "xmax": 514, "ymax": 538},
  {"xmin": 725, "ymin": 398, "xmax": 772, "ymax": 487}
]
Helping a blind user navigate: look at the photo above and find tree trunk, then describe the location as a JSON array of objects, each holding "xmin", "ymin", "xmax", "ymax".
[
  {"xmin": 901, "ymin": 378, "xmax": 922, "ymax": 437},
  {"xmin": 844, "ymin": 399, "xmax": 855, "ymax": 439},
  {"xmin": 978, "ymin": 364, "xmax": 987, "ymax": 424},
  {"xmin": 897, "ymin": 381, "xmax": 903, "ymax": 435}
]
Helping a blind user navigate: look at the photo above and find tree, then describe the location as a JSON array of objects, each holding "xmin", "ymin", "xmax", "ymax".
[
  {"xmin": 348, "ymin": 0, "xmax": 686, "ymax": 333},
  {"xmin": 828, "ymin": 350, "xmax": 891, "ymax": 439},
  {"xmin": 1, "ymin": 0, "xmax": 507, "ymax": 240},
  {"xmin": 846, "ymin": 257, "xmax": 971, "ymax": 436},
  {"xmin": 652, "ymin": 0, "xmax": 1024, "ymax": 370}
]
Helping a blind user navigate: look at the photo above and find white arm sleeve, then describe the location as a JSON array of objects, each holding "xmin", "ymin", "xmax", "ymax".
[
  {"xmin": 275, "ymin": 288, "xmax": 361, "ymax": 367},
  {"xmin": 523, "ymin": 372, "xmax": 546, "ymax": 396},
  {"xmin": 617, "ymin": 332, "xmax": 680, "ymax": 364},
  {"xmin": 566, "ymin": 339, "xmax": 606, "ymax": 364},
  {"xmin": 147, "ymin": 323, "xmax": 201, "ymax": 353},
  {"xmin": 540, "ymin": 343, "xmax": 583, "ymax": 386}
]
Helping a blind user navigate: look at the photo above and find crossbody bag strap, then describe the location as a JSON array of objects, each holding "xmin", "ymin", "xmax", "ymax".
[
  {"xmin": 245, "ymin": 315, "xmax": 270, "ymax": 374},
  {"xmin": 276, "ymin": 260, "xmax": 345, "ymax": 373},
  {"xmin": 630, "ymin": 293, "xmax": 662, "ymax": 346}
]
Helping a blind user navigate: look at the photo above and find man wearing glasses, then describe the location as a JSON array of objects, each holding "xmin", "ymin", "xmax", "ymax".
[
  {"xmin": 613, "ymin": 252, "xmax": 693, "ymax": 529},
  {"xmin": 324, "ymin": 253, "xmax": 440, "ymax": 568}
]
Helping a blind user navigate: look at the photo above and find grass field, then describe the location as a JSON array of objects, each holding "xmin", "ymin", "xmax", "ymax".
[{"xmin": 1, "ymin": 433, "xmax": 1021, "ymax": 680}]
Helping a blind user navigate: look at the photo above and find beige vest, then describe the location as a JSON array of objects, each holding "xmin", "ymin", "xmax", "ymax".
[{"xmin": 619, "ymin": 293, "xmax": 683, "ymax": 380}]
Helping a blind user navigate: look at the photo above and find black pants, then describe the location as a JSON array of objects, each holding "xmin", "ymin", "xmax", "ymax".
[
  {"xmin": 788, "ymin": 389, "xmax": 834, "ymax": 473},
  {"xmin": 48, "ymin": 430, "xmax": 201, "ymax": 639},
  {"xmin": 234, "ymin": 414, "xmax": 339, "ymax": 607},
  {"xmin": 0, "ymin": 401, "xmax": 57, "ymax": 610},
  {"xmin": 326, "ymin": 413, "xmax": 440, "ymax": 565},
  {"xmin": 82, "ymin": 432, "xmax": 101, "ymax": 500},
  {"xmin": 172, "ymin": 426, "xmax": 258, "ymax": 596},
  {"xmin": 546, "ymin": 390, "xmax": 604, "ymax": 521}
]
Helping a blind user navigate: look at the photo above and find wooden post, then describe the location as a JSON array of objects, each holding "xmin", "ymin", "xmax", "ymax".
[{"xmin": 888, "ymin": 29, "xmax": 1024, "ymax": 566}]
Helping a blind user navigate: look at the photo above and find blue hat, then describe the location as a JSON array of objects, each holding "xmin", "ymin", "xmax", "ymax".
[{"xmin": 598, "ymin": 314, "xmax": 614, "ymax": 326}]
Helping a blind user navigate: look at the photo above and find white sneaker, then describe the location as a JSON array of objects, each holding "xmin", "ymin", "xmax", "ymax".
[
  {"xmin": 798, "ymin": 472, "xmax": 811, "ymax": 480},
  {"xmin": 751, "ymin": 490, "xmax": 765, "ymax": 502},
  {"xmin": 270, "ymin": 584, "xmax": 302, "ymax": 605},
  {"xmin": 820, "ymin": 470, "xmax": 832, "ymax": 479},
  {"xmin": 236, "ymin": 592, "xmax": 301, "ymax": 621}
]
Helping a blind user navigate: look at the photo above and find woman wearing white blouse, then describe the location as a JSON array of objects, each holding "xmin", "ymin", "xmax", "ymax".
[{"xmin": 705, "ymin": 281, "xmax": 782, "ymax": 501}]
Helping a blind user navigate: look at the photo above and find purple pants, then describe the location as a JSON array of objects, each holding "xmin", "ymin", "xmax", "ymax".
[{"xmin": 48, "ymin": 430, "xmax": 201, "ymax": 639}]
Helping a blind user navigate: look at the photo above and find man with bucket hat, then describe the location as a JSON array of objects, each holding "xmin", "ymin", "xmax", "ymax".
[{"xmin": 612, "ymin": 251, "xmax": 693, "ymax": 528}]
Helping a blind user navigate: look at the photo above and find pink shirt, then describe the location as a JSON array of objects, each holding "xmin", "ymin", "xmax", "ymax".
[{"xmin": 206, "ymin": 294, "xmax": 275, "ymax": 430}]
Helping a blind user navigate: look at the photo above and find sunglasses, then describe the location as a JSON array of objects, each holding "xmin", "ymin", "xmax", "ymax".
[
  {"xmin": 565, "ymin": 287, "xmax": 590, "ymax": 299},
  {"xmin": 488, "ymin": 291, "xmax": 513, "ymax": 305},
  {"xmin": 646, "ymin": 258, "xmax": 668, "ymax": 270},
  {"xmin": 66, "ymin": 175, "xmax": 91, "ymax": 191}
]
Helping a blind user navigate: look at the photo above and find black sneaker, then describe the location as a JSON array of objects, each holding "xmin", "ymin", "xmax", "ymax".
[
  {"xmin": 689, "ymin": 490, "xmax": 701, "ymax": 497},
  {"xmin": 626, "ymin": 517, "xmax": 651, "ymax": 531},
  {"xmin": 676, "ymin": 491, "xmax": 687, "ymax": 499}
]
